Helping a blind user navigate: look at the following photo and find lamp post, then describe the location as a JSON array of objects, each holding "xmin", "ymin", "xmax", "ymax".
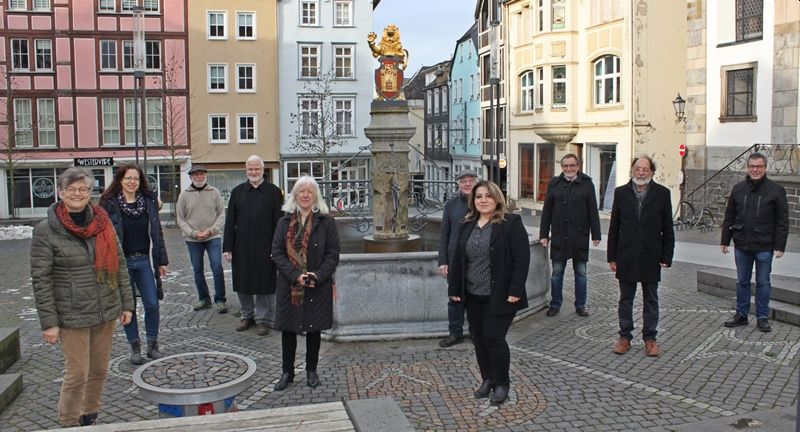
[
  {"xmin": 489, "ymin": 20, "xmax": 500, "ymax": 183},
  {"xmin": 132, "ymin": 5, "xmax": 147, "ymax": 172}
]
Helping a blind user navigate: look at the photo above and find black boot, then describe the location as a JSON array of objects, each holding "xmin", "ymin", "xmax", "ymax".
[
  {"xmin": 146, "ymin": 340, "xmax": 163, "ymax": 359},
  {"xmin": 274, "ymin": 371, "xmax": 294, "ymax": 391},
  {"xmin": 129, "ymin": 342, "xmax": 144, "ymax": 365},
  {"xmin": 307, "ymin": 370, "xmax": 320, "ymax": 388},
  {"xmin": 79, "ymin": 413, "xmax": 98, "ymax": 426}
]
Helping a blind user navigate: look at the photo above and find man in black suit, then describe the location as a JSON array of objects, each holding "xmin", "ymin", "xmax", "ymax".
[{"xmin": 607, "ymin": 156, "xmax": 675, "ymax": 357}]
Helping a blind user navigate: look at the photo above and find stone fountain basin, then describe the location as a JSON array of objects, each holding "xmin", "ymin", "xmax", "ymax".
[{"xmin": 326, "ymin": 217, "xmax": 550, "ymax": 341}]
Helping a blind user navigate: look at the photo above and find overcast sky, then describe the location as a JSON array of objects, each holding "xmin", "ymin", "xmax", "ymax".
[{"xmin": 373, "ymin": 0, "xmax": 477, "ymax": 75}]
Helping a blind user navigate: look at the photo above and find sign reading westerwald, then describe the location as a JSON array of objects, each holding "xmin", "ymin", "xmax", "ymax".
[{"xmin": 74, "ymin": 157, "xmax": 113, "ymax": 167}]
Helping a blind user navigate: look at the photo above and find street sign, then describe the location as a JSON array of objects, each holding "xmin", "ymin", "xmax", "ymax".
[{"xmin": 678, "ymin": 144, "xmax": 686, "ymax": 157}]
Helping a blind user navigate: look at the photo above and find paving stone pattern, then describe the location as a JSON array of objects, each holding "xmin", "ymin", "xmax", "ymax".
[
  {"xmin": 139, "ymin": 353, "xmax": 249, "ymax": 390},
  {"xmin": 0, "ymin": 228, "xmax": 798, "ymax": 431}
]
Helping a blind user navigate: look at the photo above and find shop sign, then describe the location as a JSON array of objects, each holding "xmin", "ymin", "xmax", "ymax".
[
  {"xmin": 74, "ymin": 157, "xmax": 114, "ymax": 167},
  {"xmin": 32, "ymin": 178, "xmax": 55, "ymax": 199}
]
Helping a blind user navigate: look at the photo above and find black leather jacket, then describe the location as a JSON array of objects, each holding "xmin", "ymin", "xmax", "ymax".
[{"xmin": 721, "ymin": 175, "xmax": 789, "ymax": 252}]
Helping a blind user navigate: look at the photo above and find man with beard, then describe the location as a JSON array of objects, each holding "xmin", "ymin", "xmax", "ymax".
[
  {"xmin": 223, "ymin": 155, "xmax": 283, "ymax": 335},
  {"xmin": 721, "ymin": 152, "xmax": 788, "ymax": 333},
  {"xmin": 177, "ymin": 165, "xmax": 227, "ymax": 313},
  {"xmin": 607, "ymin": 156, "xmax": 674, "ymax": 357},
  {"xmin": 539, "ymin": 154, "xmax": 601, "ymax": 317}
]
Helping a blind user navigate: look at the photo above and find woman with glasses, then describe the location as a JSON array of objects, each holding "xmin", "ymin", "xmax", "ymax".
[
  {"xmin": 100, "ymin": 163, "xmax": 169, "ymax": 365},
  {"xmin": 31, "ymin": 167, "xmax": 133, "ymax": 427}
]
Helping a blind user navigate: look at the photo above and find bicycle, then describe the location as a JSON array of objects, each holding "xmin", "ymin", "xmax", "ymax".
[{"xmin": 674, "ymin": 200, "xmax": 716, "ymax": 232}]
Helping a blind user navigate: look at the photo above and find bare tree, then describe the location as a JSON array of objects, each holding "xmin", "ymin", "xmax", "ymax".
[
  {"xmin": 288, "ymin": 70, "xmax": 348, "ymax": 179},
  {"xmin": 0, "ymin": 71, "xmax": 29, "ymax": 219}
]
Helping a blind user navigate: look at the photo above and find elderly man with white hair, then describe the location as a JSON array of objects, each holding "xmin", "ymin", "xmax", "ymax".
[{"xmin": 223, "ymin": 155, "xmax": 283, "ymax": 335}]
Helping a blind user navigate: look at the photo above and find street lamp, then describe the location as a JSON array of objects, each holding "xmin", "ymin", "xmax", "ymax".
[
  {"xmin": 489, "ymin": 19, "xmax": 500, "ymax": 183},
  {"xmin": 672, "ymin": 93, "xmax": 686, "ymax": 123},
  {"xmin": 132, "ymin": 5, "xmax": 147, "ymax": 172}
]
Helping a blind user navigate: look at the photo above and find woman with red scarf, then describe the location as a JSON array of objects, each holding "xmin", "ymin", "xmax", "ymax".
[
  {"xmin": 31, "ymin": 167, "xmax": 134, "ymax": 427},
  {"xmin": 271, "ymin": 175, "xmax": 340, "ymax": 391}
]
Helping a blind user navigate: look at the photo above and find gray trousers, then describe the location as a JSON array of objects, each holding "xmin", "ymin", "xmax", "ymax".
[{"xmin": 237, "ymin": 293, "xmax": 274, "ymax": 325}]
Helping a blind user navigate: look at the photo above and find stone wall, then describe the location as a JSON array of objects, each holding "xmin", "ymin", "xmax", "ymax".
[{"xmin": 772, "ymin": 3, "xmax": 800, "ymax": 144}]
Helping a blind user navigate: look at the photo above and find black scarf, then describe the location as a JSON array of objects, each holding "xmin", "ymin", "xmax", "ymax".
[{"xmin": 117, "ymin": 192, "xmax": 146, "ymax": 218}]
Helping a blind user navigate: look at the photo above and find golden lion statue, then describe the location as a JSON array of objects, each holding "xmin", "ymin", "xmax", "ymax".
[{"xmin": 367, "ymin": 24, "xmax": 409, "ymax": 70}]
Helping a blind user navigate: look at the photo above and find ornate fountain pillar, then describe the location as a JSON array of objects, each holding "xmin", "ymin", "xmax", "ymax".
[
  {"xmin": 363, "ymin": 26, "xmax": 420, "ymax": 253},
  {"xmin": 363, "ymin": 101, "xmax": 419, "ymax": 252}
]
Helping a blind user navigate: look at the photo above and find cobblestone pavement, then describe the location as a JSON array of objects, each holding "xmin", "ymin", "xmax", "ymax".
[{"xmin": 1, "ymin": 227, "xmax": 798, "ymax": 431}]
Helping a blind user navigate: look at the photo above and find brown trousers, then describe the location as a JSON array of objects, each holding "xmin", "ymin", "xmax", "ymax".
[{"xmin": 57, "ymin": 320, "xmax": 116, "ymax": 427}]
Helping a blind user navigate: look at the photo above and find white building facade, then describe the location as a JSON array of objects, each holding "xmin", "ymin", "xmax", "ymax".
[{"xmin": 276, "ymin": 0, "xmax": 375, "ymax": 192}]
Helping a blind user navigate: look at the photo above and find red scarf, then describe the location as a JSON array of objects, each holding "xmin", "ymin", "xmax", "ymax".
[
  {"xmin": 285, "ymin": 211, "xmax": 314, "ymax": 306},
  {"xmin": 55, "ymin": 202, "xmax": 120, "ymax": 289}
]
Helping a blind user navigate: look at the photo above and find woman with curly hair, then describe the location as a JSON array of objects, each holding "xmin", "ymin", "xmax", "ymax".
[{"xmin": 100, "ymin": 163, "xmax": 168, "ymax": 365}]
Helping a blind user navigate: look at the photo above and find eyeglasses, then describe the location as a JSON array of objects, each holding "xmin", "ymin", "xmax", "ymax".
[
  {"xmin": 123, "ymin": 176, "xmax": 140, "ymax": 182},
  {"xmin": 64, "ymin": 187, "xmax": 91, "ymax": 195},
  {"xmin": 634, "ymin": 167, "xmax": 652, "ymax": 173},
  {"xmin": 562, "ymin": 163, "xmax": 578, "ymax": 168},
  {"xmin": 747, "ymin": 164, "xmax": 765, "ymax": 169}
]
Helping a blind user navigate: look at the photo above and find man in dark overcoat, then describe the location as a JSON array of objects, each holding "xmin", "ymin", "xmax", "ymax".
[
  {"xmin": 223, "ymin": 155, "xmax": 283, "ymax": 335},
  {"xmin": 607, "ymin": 156, "xmax": 674, "ymax": 357},
  {"xmin": 539, "ymin": 154, "xmax": 601, "ymax": 317}
]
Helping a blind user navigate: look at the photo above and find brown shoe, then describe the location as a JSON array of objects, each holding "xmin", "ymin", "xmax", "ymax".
[
  {"xmin": 235, "ymin": 319, "xmax": 255, "ymax": 332},
  {"xmin": 255, "ymin": 324, "xmax": 270, "ymax": 336},
  {"xmin": 612, "ymin": 338, "xmax": 631, "ymax": 354},
  {"xmin": 644, "ymin": 340, "xmax": 660, "ymax": 357}
]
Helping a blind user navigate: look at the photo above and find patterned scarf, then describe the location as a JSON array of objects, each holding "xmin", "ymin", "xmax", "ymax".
[
  {"xmin": 55, "ymin": 202, "xmax": 120, "ymax": 289},
  {"xmin": 117, "ymin": 192, "xmax": 146, "ymax": 218},
  {"xmin": 285, "ymin": 211, "xmax": 314, "ymax": 306}
]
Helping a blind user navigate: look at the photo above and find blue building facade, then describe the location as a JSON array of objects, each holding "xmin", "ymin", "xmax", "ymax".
[{"xmin": 448, "ymin": 23, "xmax": 482, "ymax": 177}]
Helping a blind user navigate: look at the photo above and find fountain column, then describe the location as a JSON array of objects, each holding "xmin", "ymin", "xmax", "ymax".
[{"xmin": 363, "ymin": 100, "xmax": 420, "ymax": 252}]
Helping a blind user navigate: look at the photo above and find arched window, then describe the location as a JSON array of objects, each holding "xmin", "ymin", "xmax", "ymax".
[
  {"xmin": 520, "ymin": 70, "xmax": 535, "ymax": 112},
  {"xmin": 594, "ymin": 55, "xmax": 620, "ymax": 105}
]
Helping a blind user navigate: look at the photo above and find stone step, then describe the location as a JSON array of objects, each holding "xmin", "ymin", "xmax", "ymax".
[
  {"xmin": 0, "ymin": 374, "xmax": 23, "ymax": 415},
  {"xmin": 0, "ymin": 328, "xmax": 20, "ymax": 374},
  {"xmin": 697, "ymin": 268, "xmax": 800, "ymax": 305},
  {"xmin": 698, "ymin": 269, "xmax": 800, "ymax": 325}
]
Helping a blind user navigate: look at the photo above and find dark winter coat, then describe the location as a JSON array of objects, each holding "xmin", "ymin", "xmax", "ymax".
[
  {"xmin": 448, "ymin": 214, "xmax": 530, "ymax": 315},
  {"xmin": 539, "ymin": 172, "xmax": 601, "ymax": 262},
  {"xmin": 272, "ymin": 213, "xmax": 340, "ymax": 333},
  {"xmin": 607, "ymin": 180, "xmax": 675, "ymax": 283},
  {"xmin": 223, "ymin": 180, "xmax": 283, "ymax": 295},
  {"xmin": 103, "ymin": 189, "xmax": 169, "ymax": 272},
  {"xmin": 30, "ymin": 203, "xmax": 134, "ymax": 330},
  {"xmin": 438, "ymin": 192, "xmax": 469, "ymax": 266},
  {"xmin": 721, "ymin": 175, "xmax": 789, "ymax": 252}
]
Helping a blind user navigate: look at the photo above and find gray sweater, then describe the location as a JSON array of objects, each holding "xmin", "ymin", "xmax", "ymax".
[{"xmin": 176, "ymin": 184, "xmax": 226, "ymax": 242}]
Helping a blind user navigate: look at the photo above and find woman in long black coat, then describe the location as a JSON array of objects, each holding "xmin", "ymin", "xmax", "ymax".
[
  {"xmin": 271, "ymin": 175, "xmax": 340, "ymax": 391},
  {"xmin": 448, "ymin": 180, "xmax": 530, "ymax": 405}
]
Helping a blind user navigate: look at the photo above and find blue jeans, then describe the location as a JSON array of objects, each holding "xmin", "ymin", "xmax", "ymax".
[
  {"xmin": 124, "ymin": 255, "xmax": 160, "ymax": 343},
  {"xmin": 186, "ymin": 238, "xmax": 226, "ymax": 304},
  {"xmin": 447, "ymin": 299, "xmax": 466, "ymax": 337},
  {"xmin": 549, "ymin": 259, "xmax": 588, "ymax": 309},
  {"xmin": 734, "ymin": 248, "xmax": 774, "ymax": 319}
]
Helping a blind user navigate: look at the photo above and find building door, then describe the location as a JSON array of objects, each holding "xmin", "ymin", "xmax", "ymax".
[
  {"xmin": 586, "ymin": 144, "xmax": 617, "ymax": 212},
  {"xmin": 536, "ymin": 143, "xmax": 555, "ymax": 202}
]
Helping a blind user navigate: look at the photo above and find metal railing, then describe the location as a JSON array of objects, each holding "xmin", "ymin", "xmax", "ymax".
[
  {"xmin": 318, "ymin": 179, "xmax": 458, "ymax": 233},
  {"xmin": 676, "ymin": 144, "xmax": 799, "ymax": 231}
]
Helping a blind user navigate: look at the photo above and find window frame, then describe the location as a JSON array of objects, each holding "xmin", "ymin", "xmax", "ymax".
[
  {"xmin": 236, "ymin": 113, "xmax": 257, "ymax": 144},
  {"xmin": 334, "ymin": 0, "xmax": 353, "ymax": 27},
  {"xmin": 333, "ymin": 97, "xmax": 355, "ymax": 137},
  {"xmin": 535, "ymin": 67, "xmax": 544, "ymax": 108},
  {"xmin": 34, "ymin": 39, "xmax": 53, "ymax": 71},
  {"xmin": 299, "ymin": 43, "xmax": 321, "ymax": 79},
  {"xmin": 520, "ymin": 70, "xmax": 535, "ymax": 112},
  {"xmin": 11, "ymin": 39, "xmax": 30, "ymax": 71},
  {"xmin": 236, "ymin": 63, "xmax": 256, "ymax": 93},
  {"xmin": 593, "ymin": 55, "xmax": 621, "ymax": 106},
  {"xmin": 720, "ymin": 63, "xmax": 757, "ymax": 122},
  {"xmin": 208, "ymin": 114, "xmax": 229, "ymax": 144},
  {"xmin": 300, "ymin": 0, "xmax": 320, "ymax": 26},
  {"xmin": 236, "ymin": 11, "xmax": 256, "ymax": 40},
  {"xmin": 9, "ymin": 0, "xmax": 27, "ymax": 11},
  {"xmin": 207, "ymin": 10, "xmax": 227, "ymax": 40},
  {"xmin": 101, "ymin": 98, "xmax": 121, "ymax": 146},
  {"xmin": 144, "ymin": 40, "xmax": 161, "ymax": 71},
  {"xmin": 100, "ymin": 40, "xmax": 118, "ymax": 71},
  {"xmin": 333, "ymin": 44, "xmax": 355, "ymax": 79},
  {"xmin": 208, "ymin": 64, "xmax": 229, "ymax": 93},
  {"xmin": 552, "ymin": 0, "xmax": 566, "ymax": 30},
  {"xmin": 36, "ymin": 98, "xmax": 56, "ymax": 147},
  {"xmin": 145, "ymin": 97, "xmax": 163, "ymax": 146},
  {"xmin": 98, "ymin": 0, "xmax": 115, "ymax": 12},
  {"xmin": 298, "ymin": 97, "xmax": 321, "ymax": 138},
  {"xmin": 735, "ymin": 0, "xmax": 763, "ymax": 42},
  {"xmin": 13, "ymin": 99, "xmax": 33, "ymax": 147},
  {"xmin": 124, "ymin": 98, "xmax": 137, "ymax": 145},
  {"xmin": 551, "ymin": 65, "xmax": 567, "ymax": 108}
]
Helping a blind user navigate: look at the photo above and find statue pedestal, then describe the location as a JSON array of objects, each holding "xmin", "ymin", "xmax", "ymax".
[
  {"xmin": 364, "ymin": 100, "xmax": 416, "ymax": 242},
  {"xmin": 363, "ymin": 234, "xmax": 422, "ymax": 253}
]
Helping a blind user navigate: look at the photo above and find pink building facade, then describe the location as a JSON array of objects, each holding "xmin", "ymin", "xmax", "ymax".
[{"xmin": 0, "ymin": 0, "xmax": 189, "ymax": 218}]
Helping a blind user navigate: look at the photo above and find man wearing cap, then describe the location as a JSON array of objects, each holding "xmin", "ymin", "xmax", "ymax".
[
  {"xmin": 176, "ymin": 165, "xmax": 228, "ymax": 313},
  {"xmin": 539, "ymin": 154, "xmax": 601, "ymax": 317},
  {"xmin": 437, "ymin": 168, "xmax": 479, "ymax": 347}
]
